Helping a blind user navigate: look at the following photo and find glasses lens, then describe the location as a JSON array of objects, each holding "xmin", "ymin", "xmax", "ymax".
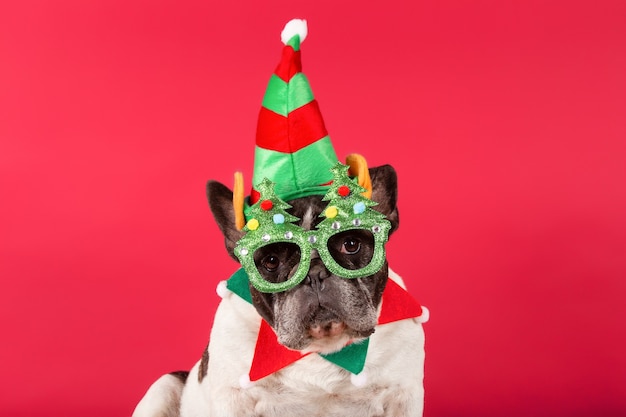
[
  {"xmin": 326, "ymin": 229, "xmax": 375, "ymax": 271},
  {"xmin": 253, "ymin": 242, "xmax": 302, "ymax": 284}
]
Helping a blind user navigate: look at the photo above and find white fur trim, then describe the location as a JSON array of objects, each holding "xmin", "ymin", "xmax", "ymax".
[
  {"xmin": 281, "ymin": 19, "xmax": 308, "ymax": 45},
  {"xmin": 216, "ymin": 280, "xmax": 232, "ymax": 299},
  {"xmin": 239, "ymin": 374, "xmax": 256, "ymax": 389},
  {"xmin": 350, "ymin": 371, "xmax": 368, "ymax": 387},
  {"xmin": 416, "ymin": 306, "xmax": 430, "ymax": 324}
]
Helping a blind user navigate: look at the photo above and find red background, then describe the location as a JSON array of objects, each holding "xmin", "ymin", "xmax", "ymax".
[{"xmin": 1, "ymin": 1, "xmax": 625, "ymax": 416}]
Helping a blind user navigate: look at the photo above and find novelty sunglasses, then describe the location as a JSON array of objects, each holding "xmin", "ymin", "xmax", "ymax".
[
  {"xmin": 234, "ymin": 164, "xmax": 391, "ymax": 293},
  {"xmin": 235, "ymin": 216, "xmax": 391, "ymax": 293}
]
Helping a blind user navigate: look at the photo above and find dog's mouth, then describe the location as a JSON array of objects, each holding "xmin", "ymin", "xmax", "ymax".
[
  {"xmin": 277, "ymin": 307, "xmax": 376, "ymax": 354},
  {"xmin": 303, "ymin": 322, "xmax": 374, "ymax": 355}
]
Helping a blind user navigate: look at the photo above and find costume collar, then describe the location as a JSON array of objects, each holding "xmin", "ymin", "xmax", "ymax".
[{"xmin": 225, "ymin": 268, "xmax": 425, "ymax": 383}]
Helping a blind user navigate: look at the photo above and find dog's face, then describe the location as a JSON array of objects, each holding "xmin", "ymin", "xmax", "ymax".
[{"xmin": 207, "ymin": 165, "xmax": 399, "ymax": 354}]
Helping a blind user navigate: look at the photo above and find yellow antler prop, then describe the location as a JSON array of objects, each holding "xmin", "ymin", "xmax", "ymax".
[
  {"xmin": 345, "ymin": 153, "xmax": 372, "ymax": 199},
  {"xmin": 233, "ymin": 171, "xmax": 246, "ymax": 230}
]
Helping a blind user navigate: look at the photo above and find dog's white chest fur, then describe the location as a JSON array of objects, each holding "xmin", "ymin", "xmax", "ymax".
[{"xmin": 166, "ymin": 269, "xmax": 426, "ymax": 417}]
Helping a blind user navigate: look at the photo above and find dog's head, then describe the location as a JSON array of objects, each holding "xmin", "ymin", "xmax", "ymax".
[{"xmin": 206, "ymin": 165, "xmax": 399, "ymax": 354}]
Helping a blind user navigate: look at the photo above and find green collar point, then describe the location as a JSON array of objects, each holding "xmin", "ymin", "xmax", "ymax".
[
  {"xmin": 226, "ymin": 268, "xmax": 253, "ymax": 304},
  {"xmin": 320, "ymin": 338, "xmax": 370, "ymax": 375}
]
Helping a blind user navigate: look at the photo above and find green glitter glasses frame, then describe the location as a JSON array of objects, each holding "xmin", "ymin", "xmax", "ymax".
[
  {"xmin": 233, "ymin": 163, "xmax": 392, "ymax": 293},
  {"xmin": 234, "ymin": 216, "xmax": 391, "ymax": 293}
]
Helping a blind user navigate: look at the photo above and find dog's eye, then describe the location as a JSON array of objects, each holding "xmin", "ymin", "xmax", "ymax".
[
  {"xmin": 341, "ymin": 237, "xmax": 361, "ymax": 255},
  {"xmin": 262, "ymin": 255, "xmax": 280, "ymax": 272},
  {"xmin": 327, "ymin": 230, "xmax": 374, "ymax": 270}
]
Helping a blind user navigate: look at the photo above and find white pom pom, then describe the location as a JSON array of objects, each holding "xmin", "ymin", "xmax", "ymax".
[
  {"xmin": 416, "ymin": 306, "xmax": 430, "ymax": 324},
  {"xmin": 350, "ymin": 371, "xmax": 368, "ymax": 387},
  {"xmin": 216, "ymin": 280, "xmax": 231, "ymax": 299},
  {"xmin": 281, "ymin": 18, "xmax": 308, "ymax": 45},
  {"xmin": 239, "ymin": 374, "xmax": 256, "ymax": 389}
]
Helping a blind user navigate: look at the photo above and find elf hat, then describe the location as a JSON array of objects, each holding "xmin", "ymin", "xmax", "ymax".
[
  {"xmin": 251, "ymin": 18, "xmax": 337, "ymax": 205},
  {"xmin": 232, "ymin": 19, "xmax": 372, "ymax": 230}
]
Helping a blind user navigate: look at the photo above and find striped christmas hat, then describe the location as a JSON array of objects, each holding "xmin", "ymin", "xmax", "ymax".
[
  {"xmin": 252, "ymin": 19, "xmax": 337, "ymax": 203},
  {"xmin": 232, "ymin": 19, "xmax": 372, "ymax": 230}
]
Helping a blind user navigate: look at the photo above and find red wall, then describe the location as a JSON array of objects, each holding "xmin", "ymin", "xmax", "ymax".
[{"xmin": 1, "ymin": 1, "xmax": 625, "ymax": 416}]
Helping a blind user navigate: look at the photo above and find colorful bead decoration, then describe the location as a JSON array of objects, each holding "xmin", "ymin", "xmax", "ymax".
[
  {"xmin": 247, "ymin": 218, "xmax": 260, "ymax": 231},
  {"xmin": 353, "ymin": 201, "xmax": 366, "ymax": 214},
  {"xmin": 260, "ymin": 200, "xmax": 274, "ymax": 211},
  {"xmin": 325, "ymin": 206, "xmax": 339, "ymax": 218}
]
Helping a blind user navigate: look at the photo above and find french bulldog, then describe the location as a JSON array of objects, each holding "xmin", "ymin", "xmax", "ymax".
[{"xmin": 133, "ymin": 163, "xmax": 427, "ymax": 417}]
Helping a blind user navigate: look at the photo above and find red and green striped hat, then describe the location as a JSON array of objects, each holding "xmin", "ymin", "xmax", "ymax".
[{"xmin": 250, "ymin": 19, "xmax": 339, "ymax": 204}]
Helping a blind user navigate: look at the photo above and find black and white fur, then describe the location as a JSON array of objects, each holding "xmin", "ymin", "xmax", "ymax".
[{"xmin": 133, "ymin": 165, "xmax": 426, "ymax": 417}]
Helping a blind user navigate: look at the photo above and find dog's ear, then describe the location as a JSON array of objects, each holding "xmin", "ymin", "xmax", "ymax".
[
  {"xmin": 206, "ymin": 180, "xmax": 246, "ymax": 260},
  {"xmin": 369, "ymin": 165, "xmax": 400, "ymax": 234}
]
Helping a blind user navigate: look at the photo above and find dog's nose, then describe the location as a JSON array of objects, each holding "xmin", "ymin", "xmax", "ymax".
[
  {"xmin": 304, "ymin": 257, "xmax": 331, "ymax": 290},
  {"xmin": 309, "ymin": 320, "xmax": 346, "ymax": 339}
]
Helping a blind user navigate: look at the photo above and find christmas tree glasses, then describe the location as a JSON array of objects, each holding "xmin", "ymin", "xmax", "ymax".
[{"xmin": 235, "ymin": 163, "xmax": 391, "ymax": 293}]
